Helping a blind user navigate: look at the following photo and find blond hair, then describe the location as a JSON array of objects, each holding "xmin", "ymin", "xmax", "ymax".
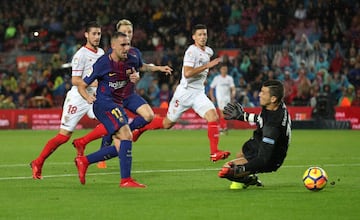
[{"xmin": 116, "ymin": 19, "xmax": 133, "ymax": 31}]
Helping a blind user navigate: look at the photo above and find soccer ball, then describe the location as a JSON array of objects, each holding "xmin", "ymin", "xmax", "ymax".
[{"xmin": 302, "ymin": 167, "xmax": 328, "ymax": 191}]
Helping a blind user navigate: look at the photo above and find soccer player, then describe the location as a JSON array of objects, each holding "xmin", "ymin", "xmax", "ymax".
[
  {"xmin": 30, "ymin": 21, "xmax": 105, "ymax": 179},
  {"xmin": 72, "ymin": 19, "xmax": 172, "ymax": 167},
  {"xmin": 218, "ymin": 80, "xmax": 291, "ymax": 189},
  {"xmin": 75, "ymin": 31, "xmax": 145, "ymax": 188},
  {"xmin": 209, "ymin": 63, "xmax": 236, "ymax": 134},
  {"xmin": 132, "ymin": 24, "xmax": 231, "ymax": 162}
]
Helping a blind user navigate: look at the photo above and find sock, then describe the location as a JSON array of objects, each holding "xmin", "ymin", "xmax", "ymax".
[
  {"xmin": 129, "ymin": 116, "xmax": 150, "ymax": 131},
  {"xmin": 216, "ymin": 108, "xmax": 227, "ymax": 130},
  {"xmin": 100, "ymin": 134, "xmax": 113, "ymax": 149},
  {"xmin": 87, "ymin": 145, "xmax": 118, "ymax": 164},
  {"xmin": 80, "ymin": 123, "xmax": 108, "ymax": 145},
  {"xmin": 208, "ymin": 121, "xmax": 220, "ymax": 154},
  {"xmin": 37, "ymin": 133, "xmax": 70, "ymax": 164},
  {"xmin": 219, "ymin": 117, "xmax": 227, "ymax": 130},
  {"xmin": 138, "ymin": 115, "xmax": 164, "ymax": 132},
  {"xmin": 118, "ymin": 140, "xmax": 132, "ymax": 179}
]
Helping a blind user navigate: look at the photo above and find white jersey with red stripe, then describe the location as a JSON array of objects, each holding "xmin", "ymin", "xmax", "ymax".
[
  {"xmin": 60, "ymin": 46, "xmax": 104, "ymax": 132},
  {"xmin": 166, "ymin": 44, "xmax": 216, "ymax": 122},
  {"xmin": 179, "ymin": 44, "xmax": 213, "ymax": 91},
  {"xmin": 70, "ymin": 46, "xmax": 105, "ymax": 94}
]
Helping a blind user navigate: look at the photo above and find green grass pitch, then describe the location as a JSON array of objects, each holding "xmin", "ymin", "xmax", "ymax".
[{"xmin": 0, "ymin": 129, "xmax": 359, "ymax": 220}]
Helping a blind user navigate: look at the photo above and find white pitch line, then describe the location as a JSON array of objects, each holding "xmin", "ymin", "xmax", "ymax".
[
  {"xmin": 0, "ymin": 168, "xmax": 218, "ymax": 181},
  {"xmin": 0, "ymin": 163, "xmax": 359, "ymax": 181}
]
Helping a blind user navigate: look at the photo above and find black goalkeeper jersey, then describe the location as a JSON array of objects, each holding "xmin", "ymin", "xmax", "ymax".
[{"xmin": 245, "ymin": 102, "xmax": 291, "ymax": 173}]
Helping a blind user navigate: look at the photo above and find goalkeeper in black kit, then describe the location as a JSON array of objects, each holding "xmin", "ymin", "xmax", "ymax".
[{"xmin": 218, "ymin": 80, "xmax": 291, "ymax": 189}]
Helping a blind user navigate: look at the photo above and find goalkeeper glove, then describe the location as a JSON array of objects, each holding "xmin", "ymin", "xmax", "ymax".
[{"xmin": 223, "ymin": 102, "xmax": 247, "ymax": 121}]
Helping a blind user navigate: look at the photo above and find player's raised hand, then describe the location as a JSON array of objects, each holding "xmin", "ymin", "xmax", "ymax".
[
  {"xmin": 207, "ymin": 57, "xmax": 222, "ymax": 69},
  {"xmin": 129, "ymin": 67, "xmax": 140, "ymax": 83},
  {"xmin": 160, "ymin": 65, "xmax": 173, "ymax": 75},
  {"xmin": 223, "ymin": 102, "xmax": 246, "ymax": 120}
]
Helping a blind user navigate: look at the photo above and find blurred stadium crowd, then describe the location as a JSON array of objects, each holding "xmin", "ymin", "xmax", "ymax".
[{"xmin": 0, "ymin": 0, "xmax": 360, "ymax": 109}]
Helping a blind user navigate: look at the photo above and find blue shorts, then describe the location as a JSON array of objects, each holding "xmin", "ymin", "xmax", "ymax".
[
  {"xmin": 123, "ymin": 93, "xmax": 148, "ymax": 114},
  {"xmin": 93, "ymin": 100, "xmax": 129, "ymax": 135}
]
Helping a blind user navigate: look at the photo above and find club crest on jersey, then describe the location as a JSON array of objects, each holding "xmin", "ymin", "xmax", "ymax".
[
  {"xmin": 199, "ymin": 59, "xmax": 205, "ymax": 66},
  {"xmin": 128, "ymin": 50, "xmax": 137, "ymax": 57}
]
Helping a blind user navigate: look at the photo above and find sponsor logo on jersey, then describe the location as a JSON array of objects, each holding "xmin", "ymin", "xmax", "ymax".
[
  {"xmin": 108, "ymin": 72, "xmax": 116, "ymax": 77},
  {"xmin": 109, "ymin": 81, "xmax": 127, "ymax": 89}
]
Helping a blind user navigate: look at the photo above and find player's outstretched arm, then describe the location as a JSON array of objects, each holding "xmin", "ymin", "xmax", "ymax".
[
  {"xmin": 207, "ymin": 57, "xmax": 222, "ymax": 69},
  {"xmin": 223, "ymin": 102, "xmax": 247, "ymax": 121},
  {"xmin": 183, "ymin": 57, "xmax": 221, "ymax": 78},
  {"xmin": 223, "ymin": 102, "xmax": 258, "ymax": 122},
  {"xmin": 141, "ymin": 63, "xmax": 173, "ymax": 75}
]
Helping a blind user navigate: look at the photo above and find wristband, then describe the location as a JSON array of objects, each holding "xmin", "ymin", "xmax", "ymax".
[{"xmin": 248, "ymin": 113, "xmax": 255, "ymax": 122}]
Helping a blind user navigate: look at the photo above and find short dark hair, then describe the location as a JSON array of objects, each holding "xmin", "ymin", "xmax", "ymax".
[
  {"xmin": 263, "ymin": 80, "xmax": 284, "ymax": 104},
  {"xmin": 85, "ymin": 21, "xmax": 101, "ymax": 33},
  {"xmin": 111, "ymin": 31, "xmax": 128, "ymax": 41},
  {"xmin": 192, "ymin": 24, "xmax": 207, "ymax": 35},
  {"xmin": 220, "ymin": 63, "xmax": 228, "ymax": 68}
]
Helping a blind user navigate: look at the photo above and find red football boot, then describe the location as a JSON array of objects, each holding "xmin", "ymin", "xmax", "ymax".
[
  {"xmin": 132, "ymin": 129, "xmax": 144, "ymax": 142},
  {"xmin": 72, "ymin": 138, "xmax": 86, "ymax": 156},
  {"xmin": 30, "ymin": 160, "xmax": 43, "ymax": 179},
  {"xmin": 120, "ymin": 178, "xmax": 146, "ymax": 188},
  {"xmin": 74, "ymin": 156, "xmax": 89, "ymax": 185},
  {"xmin": 210, "ymin": 150, "xmax": 231, "ymax": 162}
]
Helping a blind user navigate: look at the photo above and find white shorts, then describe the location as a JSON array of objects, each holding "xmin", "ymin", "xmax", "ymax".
[
  {"xmin": 60, "ymin": 89, "xmax": 96, "ymax": 132},
  {"xmin": 167, "ymin": 86, "xmax": 215, "ymax": 122},
  {"xmin": 216, "ymin": 96, "xmax": 231, "ymax": 110}
]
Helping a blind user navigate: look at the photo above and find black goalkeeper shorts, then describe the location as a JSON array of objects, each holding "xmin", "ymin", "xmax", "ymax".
[
  {"xmin": 242, "ymin": 138, "xmax": 259, "ymax": 161},
  {"xmin": 242, "ymin": 139, "xmax": 281, "ymax": 173}
]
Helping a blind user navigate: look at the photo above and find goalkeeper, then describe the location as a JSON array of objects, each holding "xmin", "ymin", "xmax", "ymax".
[{"xmin": 218, "ymin": 80, "xmax": 291, "ymax": 189}]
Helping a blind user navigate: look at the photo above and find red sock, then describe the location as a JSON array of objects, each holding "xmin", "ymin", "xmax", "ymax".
[
  {"xmin": 208, "ymin": 121, "xmax": 220, "ymax": 154},
  {"xmin": 81, "ymin": 123, "xmax": 108, "ymax": 144},
  {"xmin": 139, "ymin": 116, "xmax": 164, "ymax": 132},
  {"xmin": 219, "ymin": 117, "xmax": 227, "ymax": 130},
  {"xmin": 37, "ymin": 133, "xmax": 70, "ymax": 164},
  {"xmin": 216, "ymin": 108, "xmax": 227, "ymax": 130}
]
